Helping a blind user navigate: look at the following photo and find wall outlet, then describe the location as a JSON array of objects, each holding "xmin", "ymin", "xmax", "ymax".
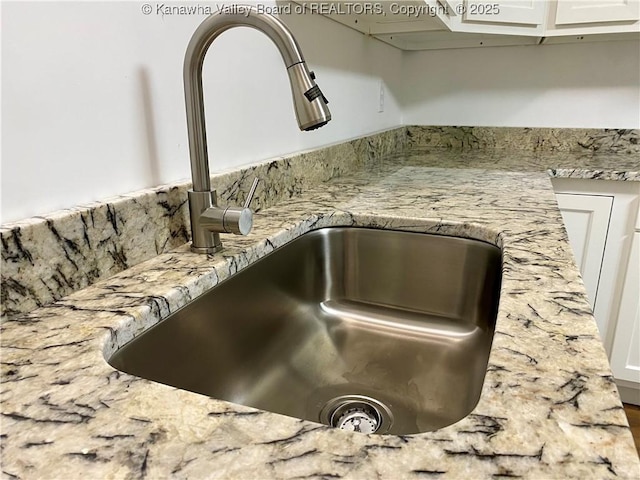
[{"xmin": 378, "ymin": 81, "xmax": 385, "ymax": 113}]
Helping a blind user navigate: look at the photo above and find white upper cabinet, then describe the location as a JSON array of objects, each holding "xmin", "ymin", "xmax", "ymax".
[
  {"xmin": 436, "ymin": 0, "xmax": 639, "ymax": 35},
  {"xmin": 438, "ymin": 1, "xmax": 548, "ymax": 35},
  {"xmin": 545, "ymin": 0, "xmax": 640, "ymax": 38},
  {"xmin": 464, "ymin": 1, "xmax": 547, "ymax": 25},
  {"xmin": 301, "ymin": 1, "xmax": 640, "ymax": 50},
  {"xmin": 555, "ymin": 0, "xmax": 640, "ymax": 25}
]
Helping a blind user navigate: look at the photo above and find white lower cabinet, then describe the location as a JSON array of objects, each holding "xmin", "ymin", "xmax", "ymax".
[
  {"xmin": 555, "ymin": 192, "xmax": 613, "ymax": 315},
  {"xmin": 610, "ymin": 232, "xmax": 640, "ymax": 404},
  {"xmin": 553, "ymin": 178, "xmax": 640, "ymax": 405}
]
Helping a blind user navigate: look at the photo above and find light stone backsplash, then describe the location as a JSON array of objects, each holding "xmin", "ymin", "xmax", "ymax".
[
  {"xmin": 0, "ymin": 127, "xmax": 407, "ymax": 320},
  {"xmin": 406, "ymin": 126, "xmax": 640, "ymax": 153},
  {"xmin": 2, "ymin": 125, "xmax": 638, "ymax": 320}
]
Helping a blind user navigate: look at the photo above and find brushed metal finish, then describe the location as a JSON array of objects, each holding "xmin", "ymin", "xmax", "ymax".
[
  {"xmin": 187, "ymin": 190, "xmax": 223, "ymax": 253},
  {"xmin": 109, "ymin": 228, "xmax": 502, "ymax": 435},
  {"xmin": 243, "ymin": 178, "xmax": 260, "ymax": 209},
  {"xmin": 196, "ymin": 178, "xmax": 259, "ymax": 238},
  {"xmin": 320, "ymin": 395, "xmax": 394, "ymax": 434},
  {"xmin": 183, "ymin": 6, "xmax": 331, "ymax": 252},
  {"xmin": 286, "ymin": 63, "xmax": 331, "ymax": 131}
]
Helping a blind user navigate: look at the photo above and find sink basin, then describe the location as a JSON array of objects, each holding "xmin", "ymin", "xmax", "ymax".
[{"xmin": 109, "ymin": 227, "xmax": 502, "ymax": 435}]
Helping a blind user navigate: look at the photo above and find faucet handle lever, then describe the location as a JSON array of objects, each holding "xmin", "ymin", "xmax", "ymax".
[
  {"xmin": 199, "ymin": 178, "xmax": 260, "ymax": 237},
  {"xmin": 218, "ymin": 177, "xmax": 259, "ymax": 236},
  {"xmin": 243, "ymin": 177, "xmax": 260, "ymax": 209}
]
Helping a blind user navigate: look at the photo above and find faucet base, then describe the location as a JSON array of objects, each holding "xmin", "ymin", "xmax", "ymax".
[
  {"xmin": 188, "ymin": 190, "xmax": 224, "ymax": 252},
  {"xmin": 190, "ymin": 244, "xmax": 224, "ymax": 254}
]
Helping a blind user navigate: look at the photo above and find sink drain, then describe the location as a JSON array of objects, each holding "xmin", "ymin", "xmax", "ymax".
[{"xmin": 320, "ymin": 395, "xmax": 393, "ymax": 434}]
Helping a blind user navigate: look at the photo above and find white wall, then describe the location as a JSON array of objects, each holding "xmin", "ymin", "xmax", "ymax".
[
  {"xmin": 2, "ymin": 2, "xmax": 640, "ymax": 224},
  {"xmin": 402, "ymin": 40, "xmax": 640, "ymax": 128},
  {"xmin": 1, "ymin": 1, "xmax": 403, "ymax": 223}
]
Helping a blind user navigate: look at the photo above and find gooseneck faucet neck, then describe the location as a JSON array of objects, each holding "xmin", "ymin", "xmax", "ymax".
[
  {"xmin": 183, "ymin": 6, "xmax": 331, "ymax": 253},
  {"xmin": 184, "ymin": 5, "xmax": 330, "ymax": 193}
]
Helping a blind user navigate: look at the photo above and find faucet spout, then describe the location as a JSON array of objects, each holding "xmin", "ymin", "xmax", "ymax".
[
  {"xmin": 184, "ymin": 5, "xmax": 331, "ymax": 193},
  {"xmin": 183, "ymin": 5, "xmax": 331, "ymax": 254}
]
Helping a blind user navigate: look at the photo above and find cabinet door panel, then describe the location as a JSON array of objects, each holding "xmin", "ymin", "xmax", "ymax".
[
  {"xmin": 555, "ymin": 193, "xmax": 614, "ymax": 316},
  {"xmin": 610, "ymin": 232, "xmax": 640, "ymax": 384},
  {"xmin": 556, "ymin": 0, "xmax": 640, "ymax": 25},
  {"xmin": 464, "ymin": 0, "xmax": 546, "ymax": 25}
]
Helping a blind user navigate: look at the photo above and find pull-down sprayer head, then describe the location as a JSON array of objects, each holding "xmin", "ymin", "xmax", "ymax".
[{"xmin": 287, "ymin": 61, "xmax": 331, "ymax": 131}]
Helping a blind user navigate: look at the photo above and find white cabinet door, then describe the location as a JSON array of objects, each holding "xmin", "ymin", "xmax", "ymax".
[
  {"xmin": 610, "ymin": 232, "xmax": 640, "ymax": 385},
  {"xmin": 553, "ymin": 178, "xmax": 640, "ymax": 367},
  {"xmin": 555, "ymin": 193, "xmax": 613, "ymax": 314},
  {"xmin": 440, "ymin": 0, "xmax": 638, "ymax": 35},
  {"xmin": 544, "ymin": 0, "xmax": 640, "ymax": 38},
  {"xmin": 443, "ymin": 0, "xmax": 547, "ymax": 35},
  {"xmin": 305, "ymin": 1, "xmax": 639, "ymax": 49},
  {"xmin": 464, "ymin": 0, "xmax": 547, "ymax": 25},
  {"xmin": 555, "ymin": 0, "xmax": 640, "ymax": 25}
]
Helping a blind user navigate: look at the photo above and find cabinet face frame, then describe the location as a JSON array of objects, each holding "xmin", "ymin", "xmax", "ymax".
[{"xmin": 552, "ymin": 178, "xmax": 640, "ymax": 356}]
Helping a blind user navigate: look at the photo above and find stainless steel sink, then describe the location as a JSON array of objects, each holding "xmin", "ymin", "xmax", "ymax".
[{"xmin": 109, "ymin": 227, "xmax": 502, "ymax": 435}]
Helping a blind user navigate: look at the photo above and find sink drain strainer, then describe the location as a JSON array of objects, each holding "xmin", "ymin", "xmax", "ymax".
[{"xmin": 320, "ymin": 395, "xmax": 393, "ymax": 434}]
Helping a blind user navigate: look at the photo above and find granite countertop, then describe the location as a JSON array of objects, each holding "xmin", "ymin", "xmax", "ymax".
[{"xmin": 2, "ymin": 149, "xmax": 640, "ymax": 479}]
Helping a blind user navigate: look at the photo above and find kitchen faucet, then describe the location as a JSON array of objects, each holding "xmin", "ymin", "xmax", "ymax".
[{"xmin": 184, "ymin": 5, "xmax": 331, "ymax": 253}]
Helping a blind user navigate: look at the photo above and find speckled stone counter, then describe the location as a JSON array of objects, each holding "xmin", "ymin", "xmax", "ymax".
[{"xmin": 2, "ymin": 144, "xmax": 640, "ymax": 478}]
